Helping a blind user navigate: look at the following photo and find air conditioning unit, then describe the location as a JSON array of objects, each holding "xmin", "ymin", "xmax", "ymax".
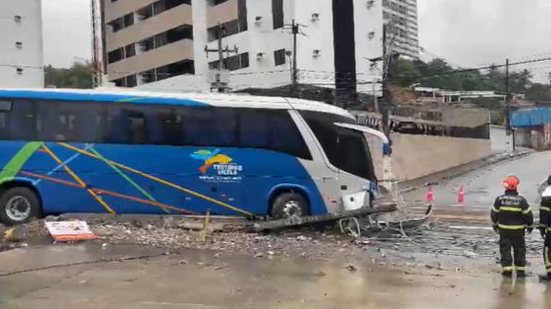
[
  {"xmin": 366, "ymin": 0, "xmax": 375, "ymax": 9},
  {"xmin": 16, "ymin": 67, "xmax": 23, "ymax": 75},
  {"xmin": 313, "ymin": 49, "xmax": 321, "ymax": 57},
  {"xmin": 255, "ymin": 16, "xmax": 263, "ymax": 24},
  {"xmin": 311, "ymin": 13, "xmax": 320, "ymax": 22},
  {"xmin": 136, "ymin": 14, "xmax": 146, "ymax": 21},
  {"xmin": 14, "ymin": 15, "xmax": 22, "ymax": 23},
  {"xmin": 15, "ymin": 41, "xmax": 23, "ymax": 49},
  {"xmin": 256, "ymin": 52, "xmax": 265, "ymax": 60},
  {"xmin": 368, "ymin": 31, "xmax": 375, "ymax": 39}
]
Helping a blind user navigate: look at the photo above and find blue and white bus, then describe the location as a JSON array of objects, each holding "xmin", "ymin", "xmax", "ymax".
[{"xmin": 0, "ymin": 89, "xmax": 388, "ymax": 225}]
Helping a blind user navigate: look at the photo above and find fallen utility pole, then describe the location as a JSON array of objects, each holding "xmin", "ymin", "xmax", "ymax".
[{"xmin": 252, "ymin": 203, "xmax": 397, "ymax": 232}]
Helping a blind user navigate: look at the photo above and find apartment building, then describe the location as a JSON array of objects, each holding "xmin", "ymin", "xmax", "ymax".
[
  {"xmin": 382, "ymin": 0, "xmax": 419, "ymax": 59},
  {"xmin": 0, "ymin": 0, "xmax": 44, "ymax": 88},
  {"xmin": 101, "ymin": 0, "xmax": 384, "ymax": 96}
]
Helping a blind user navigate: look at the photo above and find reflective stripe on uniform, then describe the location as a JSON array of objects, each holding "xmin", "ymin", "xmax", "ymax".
[
  {"xmin": 547, "ymin": 266, "xmax": 551, "ymax": 273},
  {"xmin": 498, "ymin": 224, "xmax": 526, "ymax": 230},
  {"xmin": 502, "ymin": 266, "xmax": 514, "ymax": 271},
  {"xmin": 499, "ymin": 207, "xmax": 522, "ymax": 212},
  {"xmin": 541, "ymin": 207, "xmax": 551, "ymax": 212},
  {"xmin": 515, "ymin": 266, "xmax": 527, "ymax": 271},
  {"xmin": 522, "ymin": 208, "xmax": 532, "ymax": 215},
  {"xmin": 492, "ymin": 207, "xmax": 500, "ymax": 213},
  {"xmin": 546, "ymin": 247, "xmax": 551, "ymax": 268}
]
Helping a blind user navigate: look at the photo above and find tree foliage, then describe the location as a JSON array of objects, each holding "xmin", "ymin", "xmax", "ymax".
[
  {"xmin": 388, "ymin": 58, "xmax": 550, "ymax": 102},
  {"xmin": 44, "ymin": 61, "xmax": 94, "ymax": 89}
]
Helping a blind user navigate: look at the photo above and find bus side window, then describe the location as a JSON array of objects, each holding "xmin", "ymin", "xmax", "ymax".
[
  {"xmin": 268, "ymin": 111, "xmax": 312, "ymax": 160},
  {"xmin": 182, "ymin": 108, "xmax": 236, "ymax": 147},
  {"xmin": 126, "ymin": 110, "xmax": 147, "ymax": 144},
  {"xmin": 8, "ymin": 100, "xmax": 38, "ymax": 141},
  {"xmin": 0, "ymin": 100, "xmax": 12, "ymax": 139},
  {"xmin": 238, "ymin": 109, "xmax": 269, "ymax": 148},
  {"xmin": 105, "ymin": 107, "xmax": 128, "ymax": 144}
]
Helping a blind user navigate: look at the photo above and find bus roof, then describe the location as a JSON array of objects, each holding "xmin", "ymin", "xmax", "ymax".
[{"xmin": 0, "ymin": 88, "xmax": 354, "ymax": 119}]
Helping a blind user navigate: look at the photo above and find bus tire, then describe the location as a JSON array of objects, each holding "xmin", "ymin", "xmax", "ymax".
[
  {"xmin": 0, "ymin": 187, "xmax": 41, "ymax": 226},
  {"xmin": 271, "ymin": 192, "xmax": 309, "ymax": 220}
]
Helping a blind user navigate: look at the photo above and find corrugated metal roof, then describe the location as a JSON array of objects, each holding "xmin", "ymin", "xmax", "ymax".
[{"xmin": 510, "ymin": 107, "xmax": 551, "ymax": 127}]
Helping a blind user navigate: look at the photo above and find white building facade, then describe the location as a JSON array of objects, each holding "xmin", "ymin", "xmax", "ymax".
[
  {"xmin": 382, "ymin": 0, "xmax": 419, "ymax": 59},
  {"xmin": 101, "ymin": 0, "xmax": 384, "ymax": 97},
  {"xmin": 0, "ymin": 0, "xmax": 44, "ymax": 88}
]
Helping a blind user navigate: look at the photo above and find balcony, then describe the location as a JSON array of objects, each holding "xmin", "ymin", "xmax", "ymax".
[
  {"xmin": 106, "ymin": 3, "xmax": 192, "ymax": 51},
  {"xmin": 207, "ymin": 0, "xmax": 238, "ymax": 28},
  {"xmin": 107, "ymin": 39, "xmax": 194, "ymax": 80}
]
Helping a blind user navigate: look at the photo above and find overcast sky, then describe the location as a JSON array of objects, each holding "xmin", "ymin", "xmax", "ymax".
[{"xmin": 43, "ymin": 0, "xmax": 551, "ymax": 82}]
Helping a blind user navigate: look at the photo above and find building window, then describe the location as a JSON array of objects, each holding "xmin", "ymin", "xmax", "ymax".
[
  {"xmin": 109, "ymin": 18, "xmax": 123, "ymax": 32},
  {"xmin": 125, "ymin": 44, "xmax": 136, "ymax": 58},
  {"xmin": 274, "ymin": 49, "xmax": 286, "ymax": 66},
  {"xmin": 108, "ymin": 48, "xmax": 124, "ymax": 64},
  {"xmin": 210, "ymin": 0, "xmax": 229, "ymax": 5},
  {"xmin": 123, "ymin": 13, "xmax": 134, "ymax": 28},
  {"xmin": 238, "ymin": 0, "xmax": 247, "ymax": 32},
  {"xmin": 272, "ymin": 0, "xmax": 284, "ymax": 29},
  {"xmin": 209, "ymin": 53, "xmax": 249, "ymax": 71},
  {"xmin": 126, "ymin": 75, "xmax": 137, "ymax": 87}
]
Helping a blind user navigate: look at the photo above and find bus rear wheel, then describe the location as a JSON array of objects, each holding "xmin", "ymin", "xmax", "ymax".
[
  {"xmin": 0, "ymin": 187, "xmax": 40, "ymax": 226},
  {"xmin": 271, "ymin": 192, "xmax": 309, "ymax": 220}
]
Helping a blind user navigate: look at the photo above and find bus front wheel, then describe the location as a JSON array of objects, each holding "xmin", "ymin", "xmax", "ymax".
[
  {"xmin": 271, "ymin": 192, "xmax": 309, "ymax": 220},
  {"xmin": 0, "ymin": 187, "xmax": 41, "ymax": 226}
]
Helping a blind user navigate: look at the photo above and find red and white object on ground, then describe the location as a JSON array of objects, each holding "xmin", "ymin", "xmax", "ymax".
[
  {"xmin": 45, "ymin": 220, "xmax": 97, "ymax": 242},
  {"xmin": 425, "ymin": 186, "xmax": 435, "ymax": 203},
  {"xmin": 457, "ymin": 185, "xmax": 465, "ymax": 206}
]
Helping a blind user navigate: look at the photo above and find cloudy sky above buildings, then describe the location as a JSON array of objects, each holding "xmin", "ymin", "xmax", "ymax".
[{"xmin": 42, "ymin": 0, "xmax": 551, "ymax": 82}]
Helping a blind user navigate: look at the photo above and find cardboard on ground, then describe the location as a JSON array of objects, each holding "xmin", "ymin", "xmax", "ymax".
[{"xmin": 45, "ymin": 221, "xmax": 97, "ymax": 242}]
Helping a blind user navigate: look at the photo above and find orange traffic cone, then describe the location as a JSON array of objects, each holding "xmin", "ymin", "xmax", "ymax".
[
  {"xmin": 426, "ymin": 186, "xmax": 434, "ymax": 203},
  {"xmin": 457, "ymin": 185, "xmax": 465, "ymax": 206}
]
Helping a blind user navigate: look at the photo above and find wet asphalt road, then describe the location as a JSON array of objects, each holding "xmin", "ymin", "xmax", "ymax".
[
  {"xmin": 2, "ymin": 244, "xmax": 551, "ymax": 309},
  {"xmin": 405, "ymin": 151, "xmax": 551, "ymax": 212}
]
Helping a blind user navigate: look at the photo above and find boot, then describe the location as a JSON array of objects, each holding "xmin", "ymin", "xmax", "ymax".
[
  {"xmin": 502, "ymin": 271, "xmax": 513, "ymax": 278},
  {"xmin": 517, "ymin": 270, "xmax": 528, "ymax": 278},
  {"xmin": 539, "ymin": 273, "xmax": 551, "ymax": 281}
]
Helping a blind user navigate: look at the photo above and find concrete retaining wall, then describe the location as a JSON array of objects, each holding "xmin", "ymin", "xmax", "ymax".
[{"xmin": 367, "ymin": 133, "xmax": 491, "ymax": 182}]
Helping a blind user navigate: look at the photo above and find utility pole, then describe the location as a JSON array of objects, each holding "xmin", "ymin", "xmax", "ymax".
[
  {"xmin": 291, "ymin": 19, "xmax": 299, "ymax": 97},
  {"xmin": 283, "ymin": 20, "xmax": 303, "ymax": 97},
  {"xmin": 381, "ymin": 24, "xmax": 393, "ymax": 138},
  {"xmin": 205, "ymin": 22, "xmax": 238, "ymax": 92},
  {"xmin": 505, "ymin": 58, "xmax": 514, "ymax": 155},
  {"xmin": 90, "ymin": 0, "xmax": 104, "ymax": 88}
]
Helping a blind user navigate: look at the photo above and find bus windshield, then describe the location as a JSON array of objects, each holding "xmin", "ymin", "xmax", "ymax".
[{"xmin": 299, "ymin": 111, "xmax": 376, "ymax": 181}]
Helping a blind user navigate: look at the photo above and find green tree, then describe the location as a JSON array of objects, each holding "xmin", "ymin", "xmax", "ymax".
[
  {"xmin": 45, "ymin": 61, "xmax": 94, "ymax": 89},
  {"xmin": 388, "ymin": 58, "xmax": 420, "ymax": 87}
]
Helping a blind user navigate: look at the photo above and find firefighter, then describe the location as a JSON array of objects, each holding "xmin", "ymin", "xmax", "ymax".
[
  {"xmin": 491, "ymin": 176, "xmax": 533, "ymax": 278},
  {"xmin": 539, "ymin": 176, "xmax": 551, "ymax": 281}
]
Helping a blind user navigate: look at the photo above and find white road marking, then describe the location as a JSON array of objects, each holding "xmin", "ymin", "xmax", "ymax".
[{"xmin": 449, "ymin": 225, "xmax": 493, "ymax": 231}]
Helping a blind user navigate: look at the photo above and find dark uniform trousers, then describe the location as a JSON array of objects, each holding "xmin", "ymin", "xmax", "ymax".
[
  {"xmin": 499, "ymin": 229, "xmax": 527, "ymax": 272},
  {"xmin": 544, "ymin": 234, "xmax": 551, "ymax": 274},
  {"xmin": 540, "ymin": 198, "xmax": 551, "ymax": 274}
]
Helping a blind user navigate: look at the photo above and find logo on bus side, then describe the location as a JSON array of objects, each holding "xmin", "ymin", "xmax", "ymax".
[{"xmin": 190, "ymin": 149, "xmax": 244, "ymax": 183}]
